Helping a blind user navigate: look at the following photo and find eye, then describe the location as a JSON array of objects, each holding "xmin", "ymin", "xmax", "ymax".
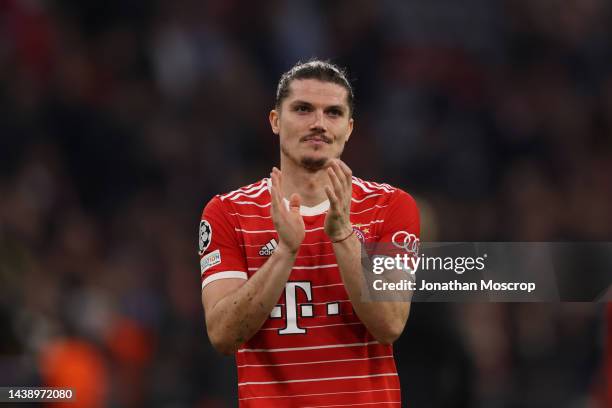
[
  {"xmin": 327, "ymin": 108, "xmax": 343, "ymax": 117},
  {"xmin": 294, "ymin": 105, "xmax": 311, "ymax": 113}
]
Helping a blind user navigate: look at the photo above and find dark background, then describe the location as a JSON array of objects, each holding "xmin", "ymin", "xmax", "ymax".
[{"xmin": 0, "ymin": 0, "xmax": 609, "ymax": 407}]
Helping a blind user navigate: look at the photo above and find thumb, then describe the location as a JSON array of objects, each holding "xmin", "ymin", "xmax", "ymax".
[{"xmin": 289, "ymin": 193, "xmax": 301, "ymax": 213}]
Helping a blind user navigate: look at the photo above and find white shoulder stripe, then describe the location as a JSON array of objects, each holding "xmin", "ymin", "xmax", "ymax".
[
  {"xmin": 351, "ymin": 178, "xmax": 375, "ymax": 193},
  {"xmin": 219, "ymin": 179, "xmax": 266, "ymax": 201},
  {"xmin": 233, "ymin": 201, "xmax": 271, "ymax": 207},
  {"xmin": 237, "ymin": 372, "xmax": 397, "ymax": 386},
  {"xmin": 363, "ymin": 180, "xmax": 394, "ymax": 193},
  {"xmin": 238, "ymin": 340, "xmax": 379, "ymax": 353},
  {"xmin": 228, "ymin": 182, "xmax": 269, "ymax": 201},
  {"xmin": 351, "ymin": 193, "xmax": 382, "ymax": 203},
  {"xmin": 365, "ymin": 181, "xmax": 393, "ymax": 193},
  {"xmin": 352, "ymin": 177, "xmax": 395, "ymax": 194},
  {"xmin": 202, "ymin": 271, "xmax": 247, "ymax": 289},
  {"xmin": 219, "ymin": 180, "xmax": 263, "ymax": 201}
]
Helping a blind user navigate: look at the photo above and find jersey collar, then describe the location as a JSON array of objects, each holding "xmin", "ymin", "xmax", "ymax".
[{"xmin": 282, "ymin": 198, "xmax": 330, "ymax": 216}]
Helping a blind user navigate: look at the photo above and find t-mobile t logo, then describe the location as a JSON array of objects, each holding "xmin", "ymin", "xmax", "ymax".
[
  {"xmin": 270, "ymin": 281, "xmax": 313, "ymax": 335},
  {"xmin": 269, "ymin": 281, "xmax": 341, "ymax": 335}
]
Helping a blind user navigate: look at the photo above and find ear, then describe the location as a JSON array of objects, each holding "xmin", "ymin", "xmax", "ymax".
[
  {"xmin": 345, "ymin": 117, "xmax": 354, "ymax": 142},
  {"xmin": 269, "ymin": 110, "xmax": 280, "ymax": 135}
]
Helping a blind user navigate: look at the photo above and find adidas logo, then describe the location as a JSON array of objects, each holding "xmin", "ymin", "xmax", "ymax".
[{"xmin": 259, "ymin": 239, "xmax": 278, "ymax": 256}]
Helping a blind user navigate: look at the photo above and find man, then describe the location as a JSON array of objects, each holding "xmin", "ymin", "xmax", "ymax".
[{"xmin": 199, "ymin": 60, "xmax": 420, "ymax": 407}]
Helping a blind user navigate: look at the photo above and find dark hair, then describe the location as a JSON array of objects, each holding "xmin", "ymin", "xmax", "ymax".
[{"xmin": 275, "ymin": 59, "xmax": 354, "ymax": 115}]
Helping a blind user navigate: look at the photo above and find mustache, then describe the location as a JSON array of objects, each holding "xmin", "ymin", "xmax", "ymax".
[{"xmin": 300, "ymin": 132, "xmax": 332, "ymax": 143}]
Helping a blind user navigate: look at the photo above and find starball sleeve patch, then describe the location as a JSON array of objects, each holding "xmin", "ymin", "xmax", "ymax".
[{"xmin": 198, "ymin": 220, "xmax": 212, "ymax": 255}]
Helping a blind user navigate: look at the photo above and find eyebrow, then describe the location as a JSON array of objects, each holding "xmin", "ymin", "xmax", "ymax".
[{"xmin": 290, "ymin": 100, "xmax": 347, "ymax": 112}]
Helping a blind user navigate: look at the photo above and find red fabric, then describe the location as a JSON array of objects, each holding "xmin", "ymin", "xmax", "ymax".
[{"xmin": 199, "ymin": 177, "xmax": 419, "ymax": 407}]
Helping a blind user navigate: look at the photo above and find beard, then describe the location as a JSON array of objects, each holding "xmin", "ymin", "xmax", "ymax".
[
  {"xmin": 300, "ymin": 156, "xmax": 328, "ymax": 172},
  {"xmin": 280, "ymin": 143, "xmax": 338, "ymax": 173}
]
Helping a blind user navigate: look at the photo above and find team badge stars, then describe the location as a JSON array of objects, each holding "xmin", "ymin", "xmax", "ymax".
[{"xmin": 351, "ymin": 223, "xmax": 370, "ymax": 243}]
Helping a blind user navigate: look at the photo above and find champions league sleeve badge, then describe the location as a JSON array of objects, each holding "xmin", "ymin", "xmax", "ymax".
[{"xmin": 198, "ymin": 220, "xmax": 212, "ymax": 255}]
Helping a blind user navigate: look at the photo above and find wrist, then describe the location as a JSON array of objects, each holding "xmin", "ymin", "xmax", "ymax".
[
  {"xmin": 275, "ymin": 241, "xmax": 300, "ymax": 258},
  {"xmin": 330, "ymin": 225, "xmax": 354, "ymax": 243}
]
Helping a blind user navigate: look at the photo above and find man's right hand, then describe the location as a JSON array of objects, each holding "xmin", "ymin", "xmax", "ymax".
[{"xmin": 270, "ymin": 167, "xmax": 305, "ymax": 254}]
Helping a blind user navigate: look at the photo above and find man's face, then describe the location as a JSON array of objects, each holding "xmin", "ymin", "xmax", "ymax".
[{"xmin": 270, "ymin": 79, "xmax": 354, "ymax": 171}]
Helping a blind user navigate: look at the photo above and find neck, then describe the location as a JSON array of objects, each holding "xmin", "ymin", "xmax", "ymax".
[{"xmin": 279, "ymin": 155, "xmax": 331, "ymax": 207}]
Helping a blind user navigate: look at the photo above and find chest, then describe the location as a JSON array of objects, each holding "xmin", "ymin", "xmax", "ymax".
[{"xmin": 235, "ymin": 204, "xmax": 384, "ymax": 278}]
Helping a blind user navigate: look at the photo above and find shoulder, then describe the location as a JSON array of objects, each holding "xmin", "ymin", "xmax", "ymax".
[
  {"xmin": 203, "ymin": 178, "xmax": 270, "ymax": 214},
  {"xmin": 351, "ymin": 176, "xmax": 417, "ymax": 208},
  {"xmin": 352, "ymin": 177, "xmax": 420, "ymax": 238},
  {"xmin": 217, "ymin": 178, "xmax": 270, "ymax": 202}
]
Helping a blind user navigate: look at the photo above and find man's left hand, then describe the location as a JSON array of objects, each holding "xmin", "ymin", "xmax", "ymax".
[{"xmin": 324, "ymin": 159, "xmax": 353, "ymax": 242}]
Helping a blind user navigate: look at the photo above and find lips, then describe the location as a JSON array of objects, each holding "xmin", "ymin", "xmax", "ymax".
[{"xmin": 302, "ymin": 135, "xmax": 331, "ymax": 144}]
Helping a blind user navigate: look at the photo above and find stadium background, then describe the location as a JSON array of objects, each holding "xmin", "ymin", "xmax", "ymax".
[{"xmin": 0, "ymin": 0, "xmax": 609, "ymax": 406}]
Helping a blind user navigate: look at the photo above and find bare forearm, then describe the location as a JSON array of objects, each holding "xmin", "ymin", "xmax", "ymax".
[
  {"xmin": 207, "ymin": 246, "xmax": 297, "ymax": 353},
  {"xmin": 333, "ymin": 235, "xmax": 410, "ymax": 344}
]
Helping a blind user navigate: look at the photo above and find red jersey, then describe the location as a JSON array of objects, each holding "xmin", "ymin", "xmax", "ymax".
[{"xmin": 199, "ymin": 177, "xmax": 420, "ymax": 407}]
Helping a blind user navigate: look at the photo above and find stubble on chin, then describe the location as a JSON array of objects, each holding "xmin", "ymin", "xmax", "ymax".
[
  {"xmin": 300, "ymin": 156, "xmax": 328, "ymax": 172},
  {"xmin": 281, "ymin": 141, "xmax": 346, "ymax": 173},
  {"xmin": 280, "ymin": 143, "xmax": 328, "ymax": 172}
]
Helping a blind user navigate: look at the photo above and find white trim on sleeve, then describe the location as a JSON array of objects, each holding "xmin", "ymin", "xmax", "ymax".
[{"xmin": 202, "ymin": 271, "xmax": 248, "ymax": 290}]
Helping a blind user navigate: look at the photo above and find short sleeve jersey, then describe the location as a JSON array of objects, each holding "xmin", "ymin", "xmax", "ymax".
[{"xmin": 199, "ymin": 177, "xmax": 420, "ymax": 407}]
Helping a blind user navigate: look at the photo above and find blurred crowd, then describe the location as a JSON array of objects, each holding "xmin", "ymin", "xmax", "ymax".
[{"xmin": 0, "ymin": 0, "xmax": 609, "ymax": 407}]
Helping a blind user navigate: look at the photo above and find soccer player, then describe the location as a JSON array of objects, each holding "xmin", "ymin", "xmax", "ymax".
[{"xmin": 199, "ymin": 60, "xmax": 420, "ymax": 407}]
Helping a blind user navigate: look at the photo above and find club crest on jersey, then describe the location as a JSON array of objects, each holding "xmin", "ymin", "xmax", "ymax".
[
  {"xmin": 259, "ymin": 239, "xmax": 278, "ymax": 256},
  {"xmin": 353, "ymin": 227, "xmax": 366, "ymax": 243},
  {"xmin": 198, "ymin": 220, "xmax": 212, "ymax": 255}
]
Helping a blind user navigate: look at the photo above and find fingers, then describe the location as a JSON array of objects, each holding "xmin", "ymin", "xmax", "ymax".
[
  {"xmin": 270, "ymin": 167, "xmax": 285, "ymax": 215},
  {"xmin": 272, "ymin": 161, "xmax": 351, "ymax": 216},
  {"xmin": 328, "ymin": 159, "xmax": 352, "ymax": 188},
  {"xmin": 336, "ymin": 160, "xmax": 353, "ymax": 185},
  {"xmin": 324, "ymin": 185, "xmax": 339, "ymax": 209},
  {"xmin": 327, "ymin": 159, "xmax": 352, "ymax": 209},
  {"xmin": 329, "ymin": 161, "xmax": 347, "ymax": 190},
  {"xmin": 270, "ymin": 168, "xmax": 279, "ymax": 204},
  {"xmin": 327, "ymin": 165, "xmax": 344, "ymax": 195},
  {"xmin": 288, "ymin": 193, "xmax": 301, "ymax": 213}
]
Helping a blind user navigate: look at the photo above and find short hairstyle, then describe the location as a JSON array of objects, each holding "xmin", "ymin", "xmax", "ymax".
[{"xmin": 275, "ymin": 59, "xmax": 354, "ymax": 115}]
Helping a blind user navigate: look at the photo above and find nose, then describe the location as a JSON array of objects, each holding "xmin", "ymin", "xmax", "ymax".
[{"xmin": 310, "ymin": 109, "xmax": 327, "ymax": 132}]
